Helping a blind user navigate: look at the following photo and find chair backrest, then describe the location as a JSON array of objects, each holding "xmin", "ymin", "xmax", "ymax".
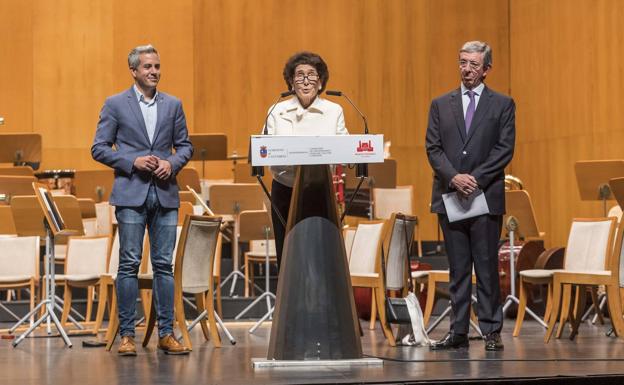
[
  {"xmin": 108, "ymin": 228, "xmax": 120, "ymax": 275},
  {"xmin": 609, "ymin": 205, "xmax": 623, "ymax": 223},
  {"xmin": 249, "ymin": 239, "xmax": 277, "ymax": 254},
  {"xmin": 10, "ymin": 196, "xmax": 46, "ymax": 238},
  {"xmin": 177, "ymin": 167, "xmax": 201, "ymax": 193},
  {"xmin": 238, "ymin": 210, "xmax": 273, "ymax": 242},
  {"xmin": 174, "ymin": 215, "xmax": 222, "ymax": 294},
  {"xmin": 564, "ymin": 218, "xmax": 616, "ymax": 272},
  {"xmin": 0, "ymin": 206, "xmax": 17, "ymax": 235},
  {"xmin": 95, "ymin": 202, "xmax": 112, "ymax": 236},
  {"xmin": 0, "ymin": 166, "xmax": 34, "ymax": 177},
  {"xmin": 65, "ymin": 236, "xmax": 109, "ymax": 276},
  {"xmin": 0, "ymin": 236, "xmax": 39, "ymax": 279},
  {"xmin": 349, "ymin": 220, "xmax": 387, "ymax": 275},
  {"xmin": 73, "ymin": 169, "xmax": 114, "ymax": 203},
  {"xmin": 209, "ymin": 183, "xmax": 265, "ymax": 215},
  {"xmin": 384, "ymin": 213, "xmax": 418, "ymax": 290},
  {"xmin": 343, "ymin": 227, "xmax": 356, "ymax": 260},
  {"xmin": 372, "ymin": 186, "xmax": 414, "ymax": 220},
  {"xmin": 178, "ymin": 201, "xmax": 194, "ymax": 225}
]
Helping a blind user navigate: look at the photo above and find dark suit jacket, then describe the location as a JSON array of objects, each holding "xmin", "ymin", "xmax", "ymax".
[
  {"xmin": 425, "ymin": 86, "xmax": 515, "ymax": 215},
  {"xmin": 91, "ymin": 87, "xmax": 193, "ymax": 208}
]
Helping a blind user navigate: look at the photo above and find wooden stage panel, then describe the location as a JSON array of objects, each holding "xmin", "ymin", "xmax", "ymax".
[{"xmin": 2, "ymin": 320, "xmax": 624, "ymax": 384}]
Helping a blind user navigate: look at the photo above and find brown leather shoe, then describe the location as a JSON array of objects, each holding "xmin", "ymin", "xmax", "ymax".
[
  {"xmin": 118, "ymin": 336, "xmax": 137, "ymax": 356},
  {"xmin": 157, "ymin": 334, "xmax": 190, "ymax": 355}
]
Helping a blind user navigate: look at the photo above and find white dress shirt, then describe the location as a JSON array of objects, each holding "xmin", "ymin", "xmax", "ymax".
[
  {"xmin": 460, "ymin": 82, "xmax": 485, "ymax": 118},
  {"xmin": 264, "ymin": 96, "xmax": 348, "ymax": 187},
  {"xmin": 134, "ymin": 85, "xmax": 158, "ymax": 143}
]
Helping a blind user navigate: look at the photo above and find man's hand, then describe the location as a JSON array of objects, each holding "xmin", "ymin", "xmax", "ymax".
[
  {"xmin": 134, "ymin": 155, "xmax": 159, "ymax": 172},
  {"xmin": 153, "ymin": 159, "xmax": 172, "ymax": 180},
  {"xmin": 451, "ymin": 174, "xmax": 478, "ymax": 196}
]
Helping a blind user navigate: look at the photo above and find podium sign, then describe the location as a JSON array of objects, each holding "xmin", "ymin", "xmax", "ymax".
[{"xmin": 250, "ymin": 134, "xmax": 384, "ymax": 166}]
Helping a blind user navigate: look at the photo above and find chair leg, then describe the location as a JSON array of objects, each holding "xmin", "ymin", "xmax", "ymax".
[
  {"xmin": 174, "ymin": 290, "xmax": 192, "ymax": 350},
  {"xmin": 556, "ymin": 284, "xmax": 572, "ymax": 339},
  {"xmin": 423, "ymin": 277, "xmax": 436, "ymax": 326},
  {"xmin": 105, "ymin": 285, "xmax": 119, "ymax": 351},
  {"xmin": 85, "ymin": 286, "xmax": 94, "ymax": 323},
  {"xmin": 374, "ymin": 285, "xmax": 395, "ymax": 346},
  {"xmin": 369, "ymin": 289, "xmax": 377, "ymax": 330},
  {"xmin": 139, "ymin": 289, "xmax": 151, "ymax": 327},
  {"xmin": 195, "ymin": 293, "xmax": 210, "ymax": 341},
  {"xmin": 513, "ymin": 277, "xmax": 529, "ymax": 337},
  {"xmin": 142, "ymin": 295, "xmax": 157, "ymax": 347},
  {"xmin": 544, "ymin": 283, "xmax": 553, "ymax": 324},
  {"xmin": 215, "ymin": 277, "xmax": 223, "ymax": 317},
  {"xmin": 29, "ymin": 279, "xmax": 36, "ymax": 324},
  {"xmin": 569, "ymin": 285, "xmax": 586, "ymax": 341},
  {"xmin": 93, "ymin": 281, "xmax": 108, "ymax": 335},
  {"xmin": 60, "ymin": 283, "xmax": 73, "ymax": 328},
  {"xmin": 590, "ymin": 287, "xmax": 605, "ymax": 325},
  {"xmin": 244, "ymin": 256, "xmax": 250, "ymax": 297},
  {"xmin": 205, "ymin": 290, "xmax": 221, "ymax": 348},
  {"xmin": 545, "ymin": 276, "xmax": 563, "ymax": 343},
  {"xmin": 607, "ymin": 283, "xmax": 624, "ymax": 338}
]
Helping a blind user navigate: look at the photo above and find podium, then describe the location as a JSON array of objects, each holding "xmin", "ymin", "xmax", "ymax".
[{"xmin": 250, "ymin": 135, "xmax": 383, "ymax": 366}]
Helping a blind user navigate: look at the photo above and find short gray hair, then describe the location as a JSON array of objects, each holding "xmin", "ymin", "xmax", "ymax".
[
  {"xmin": 459, "ymin": 41, "xmax": 492, "ymax": 68},
  {"xmin": 128, "ymin": 44, "xmax": 159, "ymax": 69}
]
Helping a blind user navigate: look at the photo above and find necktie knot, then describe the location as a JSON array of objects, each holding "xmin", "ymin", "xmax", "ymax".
[{"xmin": 465, "ymin": 90, "xmax": 476, "ymax": 100}]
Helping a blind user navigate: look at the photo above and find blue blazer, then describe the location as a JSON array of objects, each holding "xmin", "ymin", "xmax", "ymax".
[
  {"xmin": 425, "ymin": 86, "xmax": 515, "ymax": 216},
  {"xmin": 91, "ymin": 87, "xmax": 193, "ymax": 208}
]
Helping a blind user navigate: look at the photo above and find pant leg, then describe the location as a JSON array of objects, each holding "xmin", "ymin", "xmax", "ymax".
[
  {"xmin": 271, "ymin": 180, "xmax": 293, "ymax": 270},
  {"xmin": 145, "ymin": 185, "xmax": 178, "ymax": 338},
  {"xmin": 470, "ymin": 214, "xmax": 504, "ymax": 335},
  {"xmin": 439, "ymin": 214, "xmax": 473, "ymax": 335},
  {"xmin": 115, "ymin": 205, "xmax": 148, "ymax": 338}
]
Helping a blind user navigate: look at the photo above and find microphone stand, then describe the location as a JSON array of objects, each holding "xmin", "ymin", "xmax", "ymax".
[{"xmin": 326, "ymin": 90, "xmax": 370, "ymax": 222}]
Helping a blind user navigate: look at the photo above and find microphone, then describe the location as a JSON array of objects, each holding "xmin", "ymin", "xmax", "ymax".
[
  {"xmin": 250, "ymin": 90, "xmax": 295, "ymax": 177},
  {"xmin": 325, "ymin": 90, "xmax": 368, "ymax": 134},
  {"xmin": 326, "ymin": 90, "xmax": 369, "ymax": 177}
]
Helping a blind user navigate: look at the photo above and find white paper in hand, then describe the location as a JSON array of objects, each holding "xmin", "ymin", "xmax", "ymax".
[{"xmin": 442, "ymin": 189, "xmax": 490, "ymax": 222}]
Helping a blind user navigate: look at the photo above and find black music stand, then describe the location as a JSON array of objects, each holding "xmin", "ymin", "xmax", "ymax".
[
  {"xmin": 575, "ymin": 160, "xmax": 624, "ymax": 216},
  {"xmin": 0, "ymin": 133, "xmax": 42, "ymax": 170},
  {"xmin": 189, "ymin": 134, "xmax": 228, "ymax": 178},
  {"xmin": 10, "ymin": 182, "xmax": 79, "ymax": 347}
]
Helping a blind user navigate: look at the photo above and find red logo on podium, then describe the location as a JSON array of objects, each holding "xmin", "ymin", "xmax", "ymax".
[
  {"xmin": 260, "ymin": 146, "xmax": 268, "ymax": 158},
  {"xmin": 356, "ymin": 140, "xmax": 374, "ymax": 152}
]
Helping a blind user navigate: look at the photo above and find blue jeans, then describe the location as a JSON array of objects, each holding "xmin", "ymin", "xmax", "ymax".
[{"xmin": 115, "ymin": 185, "xmax": 178, "ymax": 338}]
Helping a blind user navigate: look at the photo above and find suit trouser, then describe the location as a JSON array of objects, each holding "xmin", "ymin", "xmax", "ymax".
[
  {"xmin": 271, "ymin": 180, "xmax": 293, "ymax": 270},
  {"xmin": 439, "ymin": 213, "xmax": 503, "ymax": 336}
]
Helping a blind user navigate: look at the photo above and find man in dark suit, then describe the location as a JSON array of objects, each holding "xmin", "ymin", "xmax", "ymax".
[
  {"xmin": 92, "ymin": 45, "xmax": 193, "ymax": 356},
  {"xmin": 425, "ymin": 41, "xmax": 515, "ymax": 351}
]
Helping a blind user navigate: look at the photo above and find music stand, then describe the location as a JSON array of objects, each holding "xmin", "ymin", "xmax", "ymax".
[
  {"xmin": 575, "ymin": 160, "xmax": 624, "ymax": 216},
  {"xmin": 209, "ymin": 184, "xmax": 265, "ymax": 296},
  {"xmin": 0, "ymin": 133, "xmax": 42, "ymax": 169},
  {"xmin": 189, "ymin": 134, "xmax": 228, "ymax": 178},
  {"xmin": 501, "ymin": 190, "xmax": 547, "ymax": 327},
  {"xmin": 344, "ymin": 159, "xmax": 396, "ymax": 219},
  {"xmin": 10, "ymin": 183, "xmax": 79, "ymax": 347},
  {"xmin": 234, "ymin": 210, "xmax": 275, "ymax": 329}
]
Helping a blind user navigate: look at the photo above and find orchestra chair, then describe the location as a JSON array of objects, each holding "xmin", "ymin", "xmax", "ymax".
[
  {"xmin": 58, "ymin": 235, "xmax": 110, "ymax": 330},
  {"xmin": 92, "ymin": 227, "xmax": 121, "ymax": 336},
  {"xmin": 177, "ymin": 167, "xmax": 201, "ymax": 194},
  {"xmin": 0, "ymin": 176, "xmax": 37, "ymax": 205},
  {"xmin": 343, "ymin": 227, "xmax": 356, "ymax": 258},
  {"xmin": 54, "ymin": 195, "xmax": 87, "ymax": 265},
  {"xmin": 372, "ymin": 186, "xmax": 422, "ymax": 257},
  {"xmin": 0, "ymin": 236, "xmax": 40, "ymax": 324},
  {"xmin": 0, "ymin": 166, "xmax": 34, "ymax": 177},
  {"xmin": 94, "ymin": 202, "xmax": 113, "ymax": 236},
  {"xmin": 0, "ymin": 206, "xmax": 17, "ymax": 235},
  {"xmin": 142, "ymin": 215, "xmax": 223, "ymax": 350},
  {"xmin": 242, "ymin": 210, "xmax": 277, "ymax": 297},
  {"xmin": 348, "ymin": 219, "xmax": 396, "ymax": 345},
  {"xmin": 73, "ymin": 170, "xmax": 114, "ymax": 203},
  {"xmin": 77, "ymin": 198, "xmax": 97, "ymax": 236}
]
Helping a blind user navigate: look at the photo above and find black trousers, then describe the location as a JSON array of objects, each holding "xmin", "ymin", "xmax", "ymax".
[
  {"xmin": 438, "ymin": 213, "xmax": 503, "ymax": 336},
  {"xmin": 271, "ymin": 180, "xmax": 293, "ymax": 270}
]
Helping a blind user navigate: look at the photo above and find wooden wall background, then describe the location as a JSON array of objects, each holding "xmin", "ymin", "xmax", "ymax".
[{"xmin": 0, "ymin": 0, "xmax": 620, "ymax": 247}]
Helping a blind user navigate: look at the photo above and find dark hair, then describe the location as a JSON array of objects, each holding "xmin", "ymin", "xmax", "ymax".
[{"xmin": 282, "ymin": 51, "xmax": 329, "ymax": 92}]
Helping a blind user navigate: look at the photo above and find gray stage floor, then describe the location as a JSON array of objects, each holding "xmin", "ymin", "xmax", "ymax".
[{"xmin": 2, "ymin": 319, "xmax": 624, "ymax": 385}]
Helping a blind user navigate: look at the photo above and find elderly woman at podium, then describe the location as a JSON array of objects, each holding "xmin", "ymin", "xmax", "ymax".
[{"xmin": 264, "ymin": 51, "xmax": 348, "ymax": 268}]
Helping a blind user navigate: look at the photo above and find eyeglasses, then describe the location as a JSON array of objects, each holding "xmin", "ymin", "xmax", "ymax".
[
  {"xmin": 293, "ymin": 73, "xmax": 320, "ymax": 83},
  {"xmin": 459, "ymin": 60, "xmax": 483, "ymax": 70}
]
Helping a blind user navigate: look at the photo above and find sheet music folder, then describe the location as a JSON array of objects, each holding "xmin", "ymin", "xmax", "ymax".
[{"xmin": 442, "ymin": 189, "xmax": 490, "ymax": 222}]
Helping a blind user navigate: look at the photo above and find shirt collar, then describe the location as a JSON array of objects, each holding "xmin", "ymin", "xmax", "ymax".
[
  {"xmin": 133, "ymin": 84, "xmax": 158, "ymax": 106},
  {"xmin": 461, "ymin": 82, "xmax": 485, "ymax": 96},
  {"xmin": 284, "ymin": 96, "xmax": 325, "ymax": 116}
]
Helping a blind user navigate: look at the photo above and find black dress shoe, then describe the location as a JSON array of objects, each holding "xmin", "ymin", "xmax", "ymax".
[
  {"xmin": 484, "ymin": 332, "xmax": 504, "ymax": 351},
  {"xmin": 429, "ymin": 332, "xmax": 469, "ymax": 350}
]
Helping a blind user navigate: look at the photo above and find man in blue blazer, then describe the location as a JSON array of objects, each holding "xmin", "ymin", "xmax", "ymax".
[
  {"xmin": 426, "ymin": 41, "xmax": 515, "ymax": 351},
  {"xmin": 92, "ymin": 45, "xmax": 193, "ymax": 356}
]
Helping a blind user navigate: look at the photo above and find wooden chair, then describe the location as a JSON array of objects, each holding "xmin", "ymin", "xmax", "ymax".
[
  {"xmin": 54, "ymin": 195, "xmax": 87, "ymax": 265},
  {"xmin": 0, "ymin": 206, "xmax": 17, "ymax": 235},
  {"xmin": 0, "ymin": 166, "xmax": 34, "ymax": 177},
  {"xmin": 543, "ymin": 217, "xmax": 624, "ymax": 342},
  {"xmin": 0, "ymin": 236, "xmax": 40, "ymax": 323},
  {"xmin": 73, "ymin": 170, "xmax": 114, "ymax": 203},
  {"xmin": 58, "ymin": 235, "xmax": 110, "ymax": 330},
  {"xmin": 177, "ymin": 167, "xmax": 201, "ymax": 193},
  {"xmin": 372, "ymin": 186, "xmax": 422, "ymax": 256},
  {"xmin": 0, "ymin": 176, "xmax": 37, "ymax": 204},
  {"xmin": 348, "ymin": 219, "xmax": 395, "ymax": 345},
  {"xmin": 94, "ymin": 201, "xmax": 113, "ymax": 236},
  {"xmin": 142, "ymin": 215, "xmax": 223, "ymax": 350},
  {"xmin": 241, "ymin": 210, "xmax": 277, "ymax": 297},
  {"xmin": 77, "ymin": 198, "xmax": 97, "ymax": 236}
]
